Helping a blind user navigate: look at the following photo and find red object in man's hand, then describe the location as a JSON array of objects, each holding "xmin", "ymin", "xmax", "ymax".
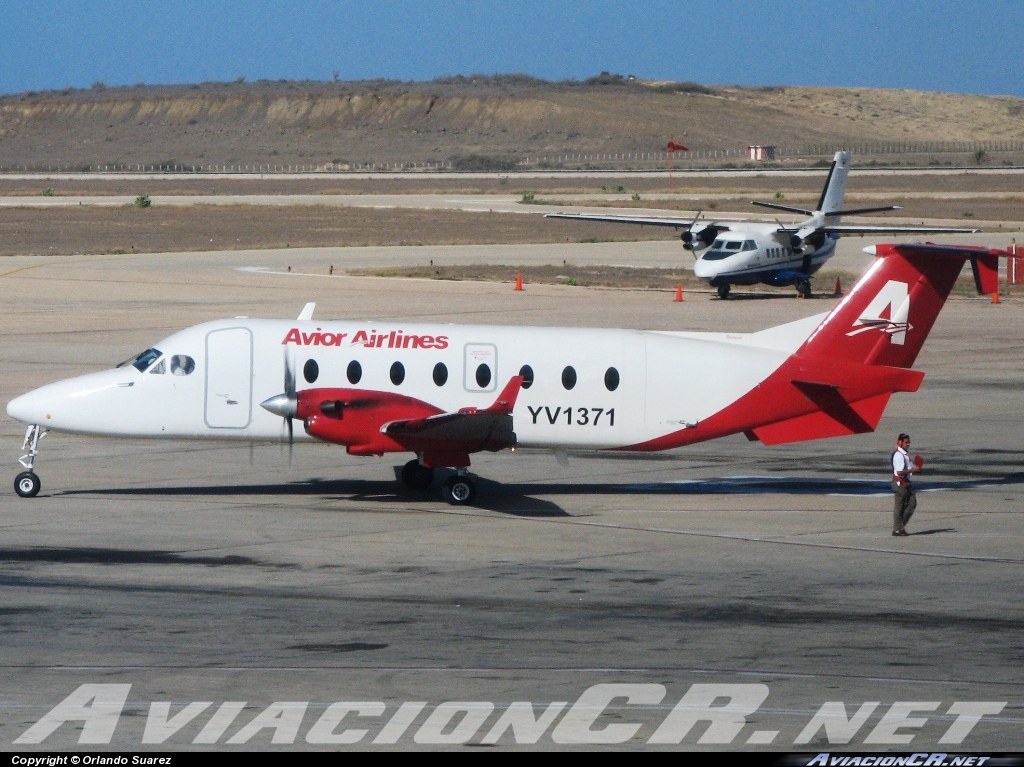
[{"xmin": 914, "ymin": 455, "xmax": 924, "ymax": 469}]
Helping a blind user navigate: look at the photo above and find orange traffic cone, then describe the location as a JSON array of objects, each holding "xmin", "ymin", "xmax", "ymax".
[
  {"xmin": 514, "ymin": 273, "xmax": 523, "ymax": 291},
  {"xmin": 992, "ymin": 285, "xmax": 1001, "ymax": 304},
  {"xmin": 834, "ymin": 277, "xmax": 843, "ymax": 296},
  {"xmin": 675, "ymin": 284, "xmax": 683, "ymax": 302}
]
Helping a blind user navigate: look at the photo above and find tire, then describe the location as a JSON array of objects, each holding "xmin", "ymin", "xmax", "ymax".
[
  {"xmin": 442, "ymin": 476, "xmax": 476, "ymax": 506},
  {"xmin": 401, "ymin": 460, "xmax": 435, "ymax": 490},
  {"xmin": 717, "ymin": 283, "xmax": 731, "ymax": 300},
  {"xmin": 14, "ymin": 471, "xmax": 40, "ymax": 498},
  {"xmin": 796, "ymin": 279, "xmax": 812, "ymax": 298}
]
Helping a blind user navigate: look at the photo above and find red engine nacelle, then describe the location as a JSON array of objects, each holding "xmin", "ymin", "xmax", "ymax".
[{"xmin": 298, "ymin": 388, "xmax": 443, "ymax": 456}]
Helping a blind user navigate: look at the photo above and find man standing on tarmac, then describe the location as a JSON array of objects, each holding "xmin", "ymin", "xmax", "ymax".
[{"xmin": 892, "ymin": 433, "xmax": 920, "ymax": 536}]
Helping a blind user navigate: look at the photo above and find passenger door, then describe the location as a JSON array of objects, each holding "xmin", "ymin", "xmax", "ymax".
[{"xmin": 205, "ymin": 327, "xmax": 253, "ymax": 428}]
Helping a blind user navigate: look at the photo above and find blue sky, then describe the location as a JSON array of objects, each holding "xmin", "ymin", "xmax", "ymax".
[{"xmin": 2, "ymin": 0, "xmax": 1021, "ymax": 97}]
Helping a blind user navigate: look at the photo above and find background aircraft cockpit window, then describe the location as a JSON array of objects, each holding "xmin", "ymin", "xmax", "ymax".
[
  {"xmin": 725, "ymin": 241, "xmax": 742, "ymax": 250},
  {"xmin": 171, "ymin": 355, "xmax": 195, "ymax": 376},
  {"xmin": 744, "ymin": 240, "xmax": 757, "ymax": 251},
  {"xmin": 121, "ymin": 348, "xmax": 163, "ymax": 373},
  {"xmin": 149, "ymin": 359, "xmax": 166, "ymax": 374}
]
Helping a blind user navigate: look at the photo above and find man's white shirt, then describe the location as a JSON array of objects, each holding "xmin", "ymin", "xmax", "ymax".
[{"xmin": 893, "ymin": 446, "xmax": 912, "ymax": 481}]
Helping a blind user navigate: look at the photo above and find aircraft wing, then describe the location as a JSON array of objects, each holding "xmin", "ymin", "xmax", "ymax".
[
  {"xmin": 382, "ymin": 376, "xmax": 524, "ymax": 451},
  {"xmin": 544, "ymin": 212, "xmax": 732, "ymax": 230},
  {"xmin": 821, "ymin": 225, "xmax": 981, "ymax": 235}
]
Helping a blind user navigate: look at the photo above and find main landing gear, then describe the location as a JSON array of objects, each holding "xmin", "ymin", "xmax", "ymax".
[
  {"xmin": 400, "ymin": 457, "xmax": 477, "ymax": 506},
  {"xmin": 795, "ymin": 278, "xmax": 813, "ymax": 299},
  {"xmin": 14, "ymin": 424, "xmax": 46, "ymax": 498}
]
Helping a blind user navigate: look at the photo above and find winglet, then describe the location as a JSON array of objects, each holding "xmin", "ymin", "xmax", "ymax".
[
  {"xmin": 483, "ymin": 376, "xmax": 524, "ymax": 414},
  {"xmin": 297, "ymin": 302, "xmax": 316, "ymax": 321}
]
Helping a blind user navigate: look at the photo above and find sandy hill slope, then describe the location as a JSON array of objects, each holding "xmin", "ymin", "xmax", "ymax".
[{"xmin": 1, "ymin": 76, "xmax": 1022, "ymax": 169}]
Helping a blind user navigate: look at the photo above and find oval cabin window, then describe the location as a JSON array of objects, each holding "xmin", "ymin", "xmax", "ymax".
[
  {"xmin": 561, "ymin": 366, "xmax": 577, "ymax": 390},
  {"xmin": 519, "ymin": 364, "xmax": 534, "ymax": 389},
  {"xmin": 433, "ymin": 362, "xmax": 448, "ymax": 387},
  {"xmin": 303, "ymin": 359, "xmax": 319, "ymax": 384},
  {"xmin": 390, "ymin": 361, "xmax": 405, "ymax": 386},
  {"xmin": 346, "ymin": 360, "xmax": 362, "ymax": 385},
  {"xmin": 475, "ymin": 363, "xmax": 492, "ymax": 389},
  {"xmin": 604, "ymin": 367, "xmax": 620, "ymax": 391}
]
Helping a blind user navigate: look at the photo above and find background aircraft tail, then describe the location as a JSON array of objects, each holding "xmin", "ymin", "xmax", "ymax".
[{"xmin": 816, "ymin": 150, "xmax": 851, "ymax": 215}]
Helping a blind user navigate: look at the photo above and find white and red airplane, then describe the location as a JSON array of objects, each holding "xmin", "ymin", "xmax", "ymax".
[{"xmin": 6, "ymin": 242, "xmax": 1006, "ymax": 504}]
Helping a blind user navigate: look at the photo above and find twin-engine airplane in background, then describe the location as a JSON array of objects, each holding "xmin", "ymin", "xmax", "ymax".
[
  {"xmin": 7, "ymin": 243, "xmax": 1008, "ymax": 504},
  {"xmin": 545, "ymin": 151, "xmax": 979, "ymax": 298}
]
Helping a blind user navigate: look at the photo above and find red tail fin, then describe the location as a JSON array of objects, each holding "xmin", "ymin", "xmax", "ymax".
[{"xmin": 799, "ymin": 243, "xmax": 1007, "ymax": 369}]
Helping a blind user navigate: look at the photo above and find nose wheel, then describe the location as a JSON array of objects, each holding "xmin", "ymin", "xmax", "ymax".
[
  {"xmin": 15, "ymin": 472, "xmax": 40, "ymax": 498},
  {"xmin": 716, "ymin": 283, "xmax": 731, "ymax": 300},
  {"xmin": 14, "ymin": 424, "xmax": 46, "ymax": 498}
]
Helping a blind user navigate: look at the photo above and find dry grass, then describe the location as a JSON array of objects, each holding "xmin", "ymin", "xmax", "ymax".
[{"xmin": 0, "ymin": 204, "xmax": 676, "ymax": 257}]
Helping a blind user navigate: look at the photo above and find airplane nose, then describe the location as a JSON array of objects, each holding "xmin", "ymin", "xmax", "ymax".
[{"xmin": 6, "ymin": 391, "xmax": 45, "ymax": 425}]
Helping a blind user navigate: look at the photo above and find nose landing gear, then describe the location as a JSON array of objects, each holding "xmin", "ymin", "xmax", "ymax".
[{"xmin": 14, "ymin": 424, "xmax": 46, "ymax": 498}]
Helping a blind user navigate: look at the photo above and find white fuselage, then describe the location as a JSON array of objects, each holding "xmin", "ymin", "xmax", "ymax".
[
  {"xmin": 693, "ymin": 223, "xmax": 837, "ymax": 286},
  {"xmin": 7, "ymin": 316, "xmax": 822, "ymax": 450}
]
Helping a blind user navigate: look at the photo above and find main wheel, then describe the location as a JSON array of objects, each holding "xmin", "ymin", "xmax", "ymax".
[
  {"xmin": 442, "ymin": 475, "xmax": 476, "ymax": 506},
  {"xmin": 796, "ymin": 279, "xmax": 812, "ymax": 298},
  {"xmin": 716, "ymin": 283, "xmax": 731, "ymax": 300},
  {"xmin": 14, "ymin": 471, "xmax": 41, "ymax": 498},
  {"xmin": 401, "ymin": 459, "xmax": 435, "ymax": 490}
]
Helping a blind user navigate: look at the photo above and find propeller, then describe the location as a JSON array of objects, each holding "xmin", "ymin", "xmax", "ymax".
[
  {"xmin": 680, "ymin": 210, "xmax": 703, "ymax": 257},
  {"xmin": 259, "ymin": 350, "xmax": 298, "ymax": 464}
]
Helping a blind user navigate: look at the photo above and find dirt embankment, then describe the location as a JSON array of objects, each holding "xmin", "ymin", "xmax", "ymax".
[{"xmin": 1, "ymin": 78, "xmax": 1022, "ymax": 169}]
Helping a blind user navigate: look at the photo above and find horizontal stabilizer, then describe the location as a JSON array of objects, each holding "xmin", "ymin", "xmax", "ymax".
[
  {"xmin": 751, "ymin": 393, "xmax": 892, "ymax": 445},
  {"xmin": 751, "ymin": 200, "xmax": 814, "ymax": 216}
]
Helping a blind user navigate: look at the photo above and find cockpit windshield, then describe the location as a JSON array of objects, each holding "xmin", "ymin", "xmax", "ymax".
[
  {"xmin": 117, "ymin": 348, "xmax": 164, "ymax": 373},
  {"xmin": 702, "ymin": 239, "xmax": 755, "ymax": 261}
]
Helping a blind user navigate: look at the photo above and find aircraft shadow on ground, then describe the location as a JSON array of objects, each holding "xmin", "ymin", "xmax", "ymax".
[{"xmin": 55, "ymin": 472, "xmax": 1024, "ymax": 518}]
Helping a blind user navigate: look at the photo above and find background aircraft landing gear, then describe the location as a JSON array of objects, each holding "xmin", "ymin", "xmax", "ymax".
[
  {"xmin": 442, "ymin": 474, "xmax": 477, "ymax": 505},
  {"xmin": 401, "ymin": 458, "xmax": 435, "ymax": 490},
  {"xmin": 716, "ymin": 283, "xmax": 731, "ymax": 300},
  {"xmin": 14, "ymin": 424, "xmax": 46, "ymax": 498},
  {"xmin": 796, "ymin": 278, "xmax": 812, "ymax": 299}
]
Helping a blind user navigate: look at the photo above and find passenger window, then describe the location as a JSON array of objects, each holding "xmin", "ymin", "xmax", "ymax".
[
  {"xmin": 604, "ymin": 367, "xmax": 620, "ymax": 391},
  {"xmin": 390, "ymin": 361, "xmax": 405, "ymax": 386},
  {"xmin": 347, "ymin": 360, "xmax": 362, "ymax": 385},
  {"xmin": 149, "ymin": 359, "xmax": 166, "ymax": 374},
  {"xmin": 519, "ymin": 364, "xmax": 534, "ymax": 389},
  {"xmin": 433, "ymin": 362, "xmax": 448, "ymax": 386},
  {"xmin": 171, "ymin": 355, "xmax": 195, "ymax": 376},
  {"xmin": 475, "ymin": 363, "xmax": 491, "ymax": 389},
  {"xmin": 303, "ymin": 359, "xmax": 319, "ymax": 384},
  {"xmin": 561, "ymin": 366, "xmax": 577, "ymax": 390}
]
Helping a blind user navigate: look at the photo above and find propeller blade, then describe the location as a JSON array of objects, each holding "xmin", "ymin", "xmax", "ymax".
[{"xmin": 287, "ymin": 415, "xmax": 294, "ymax": 466}]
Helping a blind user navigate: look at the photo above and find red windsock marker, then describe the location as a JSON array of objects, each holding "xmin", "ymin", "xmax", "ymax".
[
  {"xmin": 675, "ymin": 284, "xmax": 683, "ymax": 302},
  {"xmin": 834, "ymin": 277, "xmax": 843, "ymax": 296},
  {"xmin": 514, "ymin": 273, "xmax": 523, "ymax": 291}
]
